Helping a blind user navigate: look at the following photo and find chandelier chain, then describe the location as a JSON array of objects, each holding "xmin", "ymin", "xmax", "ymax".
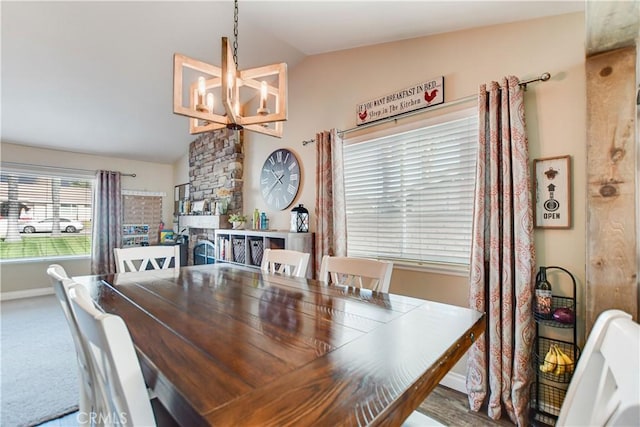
[{"xmin": 233, "ymin": 0, "xmax": 239, "ymax": 67}]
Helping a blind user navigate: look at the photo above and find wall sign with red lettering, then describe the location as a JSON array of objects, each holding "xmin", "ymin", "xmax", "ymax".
[{"xmin": 355, "ymin": 76, "xmax": 444, "ymax": 125}]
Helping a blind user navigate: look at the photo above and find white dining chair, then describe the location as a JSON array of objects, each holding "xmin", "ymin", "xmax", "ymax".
[
  {"xmin": 69, "ymin": 282, "xmax": 178, "ymax": 426},
  {"xmin": 114, "ymin": 245, "xmax": 180, "ymax": 273},
  {"xmin": 557, "ymin": 309, "xmax": 640, "ymax": 426},
  {"xmin": 319, "ymin": 255, "xmax": 393, "ymax": 293},
  {"xmin": 260, "ymin": 248, "xmax": 310, "ymax": 278},
  {"xmin": 317, "ymin": 256, "xmax": 439, "ymax": 426},
  {"xmin": 47, "ymin": 265, "xmax": 96, "ymax": 426}
]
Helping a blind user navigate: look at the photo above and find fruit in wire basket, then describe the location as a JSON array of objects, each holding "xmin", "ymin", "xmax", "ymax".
[
  {"xmin": 552, "ymin": 346, "xmax": 566, "ymax": 375},
  {"xmin": 554, "ymin": 345, "xmax": 574, "ymax": 374},
  {"xmin": 539, "ymin": 344, "xmax": 575, "ymax": 375},
  {"xmin": 539, "ymin": 346, "xmax": 557, "ymax": 373},
  {"xmin": 552, "ymin": 307, "xmax": 575, "ymax": 324}
]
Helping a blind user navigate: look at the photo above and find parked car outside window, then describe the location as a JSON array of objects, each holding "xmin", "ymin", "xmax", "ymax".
[{"xmin": 21, "ymin": 218, "xmax": 84, "ymax": 233}]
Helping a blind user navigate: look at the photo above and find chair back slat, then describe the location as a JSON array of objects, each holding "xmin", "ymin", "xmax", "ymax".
[
  {"xmin": 558, "ymin": 309, "xmax": 640, "ymax": 426},
  {"xmin": 114, "ymin": 245, "xmax": 180, "ymax": 273},
  {"xmin": 70, "ymin": 283, "xmax": 157, "ymax": 426},
  {"xmin": 47, "ymin": 265, "xmax": 96, "ymax": 424},
  {"xmin": 319, "ymin": 255, "xmax": 393, "ymax": 292},
  {"xmin": 260, "ymin": 249, "xmax": 310, "ymax": 278}
]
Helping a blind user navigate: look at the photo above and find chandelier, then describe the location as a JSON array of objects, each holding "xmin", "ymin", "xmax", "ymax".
[{"xmin": 173, "ymin": 0, "xmax": 287, "ymax": 137}]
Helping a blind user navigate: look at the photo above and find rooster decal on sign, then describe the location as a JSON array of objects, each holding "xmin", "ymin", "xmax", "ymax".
[
  {"xmin": 355, "ymin": 76, "xmax": 444, "ymax": 126},
  {"xmin": 424, "ymin": 89, "xmax": 439, "ymax": 104}
]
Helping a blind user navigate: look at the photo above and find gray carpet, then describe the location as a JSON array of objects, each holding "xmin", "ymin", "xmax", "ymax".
[{"xmin": 1, "ymin": 294, "xmax": 78, "ymax": 426}]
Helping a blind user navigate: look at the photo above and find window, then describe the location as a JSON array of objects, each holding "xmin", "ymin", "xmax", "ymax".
[
  {"xmin": 122, "ymin": 192, "xmax": 163, "ymax": 247},
  {"xmin": 343, "ymin": 108, "xmax": 478, "ymax": 268},
  {"xmin": 0, "ymin": 166, "xmax": 94, "ymax": 261}
]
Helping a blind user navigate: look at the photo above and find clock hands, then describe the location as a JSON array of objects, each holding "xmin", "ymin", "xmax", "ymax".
[
  {"xmin": 262, "ymin": 168, "xmax": 286, "ymax": 200},
  {"xmin": 265, "ymin": 180, "xmax": 279, "ymax": 195},
  {"xmin": 270, "ymin": 169, "xmax": 284, "ymax": 185},
  {"xmin": 266, "ymin": 172, "xmax": 284, "ymax": 196}
]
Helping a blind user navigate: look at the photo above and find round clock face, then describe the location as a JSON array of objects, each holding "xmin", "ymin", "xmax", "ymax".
[{"xmin": 260, "ymin": 148, "xmax": 300, "ymax": 210}]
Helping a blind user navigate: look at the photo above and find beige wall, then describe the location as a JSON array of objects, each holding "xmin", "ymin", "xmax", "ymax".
[
  {"xmin": 174, "ymin": 151, "xmax": 190, "ymax": 187},
  {"xmin": 173, "ymin": 13, "xmax": 588, "ymax": 376},
  {"xmin": 176, "ymin": 12, "xmax": 587, "ymax": 308},
  {"xmin": 0, "ymin": 142, "xmax": 174, "ymax": 293}
]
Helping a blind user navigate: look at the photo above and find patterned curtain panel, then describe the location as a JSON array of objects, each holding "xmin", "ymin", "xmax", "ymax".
[
  {"xmin": 91, "ymin": 170, "xmax": 122, "ymax": 275},
  {"xmin": 314, "ymin": 129, "xmax": 347, "ymax": 278},
  {"xmin": 466, "ymin": 76, "xmax": 536, "ymax": 426}
]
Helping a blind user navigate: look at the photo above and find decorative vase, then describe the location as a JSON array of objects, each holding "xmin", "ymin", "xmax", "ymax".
[
  {"xmin": 217, "ymin": 198, "xmax": 229, "ymax": 215},
  {"xmin": 232, "ymin": 221, "xmax": 244, "ymax": 230}
]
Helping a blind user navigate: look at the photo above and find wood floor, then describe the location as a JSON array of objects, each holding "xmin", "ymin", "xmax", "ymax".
[
  {"xmin": 419, "ymin": 385, "xmax": 515, "ymax": 426},
  {"xmin": 39, "ymin": 385, "xmax": 514, "ymax": 426}
]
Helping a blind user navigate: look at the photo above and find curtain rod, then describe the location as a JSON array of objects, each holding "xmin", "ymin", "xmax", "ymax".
[
  {"xmin": 0, "ymin": 162, "xmax": 136, "ymax": 177},
  {"xmin": 302, "ymin": 72, "xmax": 551, "ymax": 145},
  {"xmin": 103, "ymin": 171, "xmax": 137, "ymax": 177}
]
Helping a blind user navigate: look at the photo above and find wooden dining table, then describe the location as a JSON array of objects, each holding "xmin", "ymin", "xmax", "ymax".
[{"xmin": 73, "ymin": 263, "xmax": 485, "ymax": 426}]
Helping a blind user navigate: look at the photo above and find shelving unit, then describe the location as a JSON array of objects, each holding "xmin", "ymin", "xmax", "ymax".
[
  {"xmin": 122, "ymin": 224, "xmax": 149, "ymax": 247},
  {"xmin": 530, "ymin": 266, "xmax": 578, "ymax": 426},
  {"xmin": 214, "ymin": 229, "xmax": 314, "ymax": 278}
]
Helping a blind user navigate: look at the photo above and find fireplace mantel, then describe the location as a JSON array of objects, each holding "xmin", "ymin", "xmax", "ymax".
[{"xmin": 179, "ymin": 215, "xmax": 231, "ymax": 230}]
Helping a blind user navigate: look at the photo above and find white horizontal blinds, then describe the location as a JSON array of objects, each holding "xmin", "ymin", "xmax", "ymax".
[
  {"xmin": 0, "ymin": 169, "xmax": 93, "ymax": 260},
  {"xmin": 343, "ymin": 112, "xmax": 478, "ymax": 265}
]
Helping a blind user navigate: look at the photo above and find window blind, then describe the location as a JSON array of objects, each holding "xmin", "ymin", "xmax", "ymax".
[
  {"xmin": 343, "ymin": 111, "xmax": 478, "ymax": 266},
  {"xmin": 122, "ymin": 194, "xmax": 163, "ymax": 246},
  {"xmin": 0, "ymin": 168, "xmax": 93, "ymax": 260}
]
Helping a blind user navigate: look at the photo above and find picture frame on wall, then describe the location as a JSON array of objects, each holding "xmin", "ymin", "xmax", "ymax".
[
  {"xmin": 174, "ymin": 183, "xmax": 189, "ymax": 216},
  {"xmin": 534, "ymin": 155, "xmax": 571, "ymax": 229}
]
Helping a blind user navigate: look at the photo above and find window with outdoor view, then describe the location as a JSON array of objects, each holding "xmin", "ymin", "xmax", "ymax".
[
  {"xmin": 0, "ymin": 167, "xmax": 93, "ymax": 261},
  {"xmin": 343, "ymin": 108, "xmax": 478, "ymax": 269}
]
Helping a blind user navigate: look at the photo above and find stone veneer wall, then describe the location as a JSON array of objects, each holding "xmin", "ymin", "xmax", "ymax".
[
  {"xmin": 189, "ymin": 128, "xmax": 243, "ymax": 215},
  {"xmin": 186, "ymin": 129, "xmax": 243, "ymax": 265}
]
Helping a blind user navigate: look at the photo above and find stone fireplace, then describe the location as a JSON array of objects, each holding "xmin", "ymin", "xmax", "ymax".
[{"xmin": 182, "ymin": 129, "xmax": 243, "ymax": 264}]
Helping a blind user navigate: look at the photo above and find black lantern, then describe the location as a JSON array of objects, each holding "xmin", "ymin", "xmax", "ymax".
[{"xmin": 290, "ymin": 204, "xmax": 309, "ymax": 232}]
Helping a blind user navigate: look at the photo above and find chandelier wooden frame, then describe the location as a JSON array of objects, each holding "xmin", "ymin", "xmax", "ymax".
[{"xmin": 173, "ymin": 37, "xmax": 287, "ymax": 137}]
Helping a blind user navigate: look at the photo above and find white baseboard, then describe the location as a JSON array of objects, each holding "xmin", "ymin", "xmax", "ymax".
[
  {"xmin": 439, "ymin": 371, "xmax": 467, "ymax": 394},
  {"xmin": 0, "ymin": 287, "xmax": 54, "ymax": 301}
]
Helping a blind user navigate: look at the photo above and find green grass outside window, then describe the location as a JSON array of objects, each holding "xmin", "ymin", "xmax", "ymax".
[{"xmin": 0, "ymin": 236, "xmax": 91, "ymax": 259}]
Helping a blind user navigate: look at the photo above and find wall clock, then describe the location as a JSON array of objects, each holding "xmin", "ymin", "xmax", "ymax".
[{"xmin": 260, "ymin": 148, "xmax": 300, "ymax": 210}]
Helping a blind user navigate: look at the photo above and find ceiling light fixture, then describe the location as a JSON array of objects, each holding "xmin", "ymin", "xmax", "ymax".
[{"xmin": 173, "ymin": 0, "xmax": 287, "ymax": 137}]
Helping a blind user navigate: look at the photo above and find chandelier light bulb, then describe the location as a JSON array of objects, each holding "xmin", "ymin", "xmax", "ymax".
[
  {"xmin": 206, "ymin": 93, "xmax": 214, "ymax": 113},
  {"xmin": 196, "ymin": 76, "xmax": 207, "ymax": 112},
  {"xmin": 260, "ymin": 81, "xmax": 268, "ymax": 109},
  {"xmin": 257, "ymin": 80, "xmax": 270, "ymax": 116},
  {"xmin": 227, "ymin": 71, "xmax": 234, "ymax": 99}
]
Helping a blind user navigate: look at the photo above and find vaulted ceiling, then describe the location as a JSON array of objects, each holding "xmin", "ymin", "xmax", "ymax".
[{"xmin": 1, "ymin": 1, "xmax": 584, "ymax": 164}]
